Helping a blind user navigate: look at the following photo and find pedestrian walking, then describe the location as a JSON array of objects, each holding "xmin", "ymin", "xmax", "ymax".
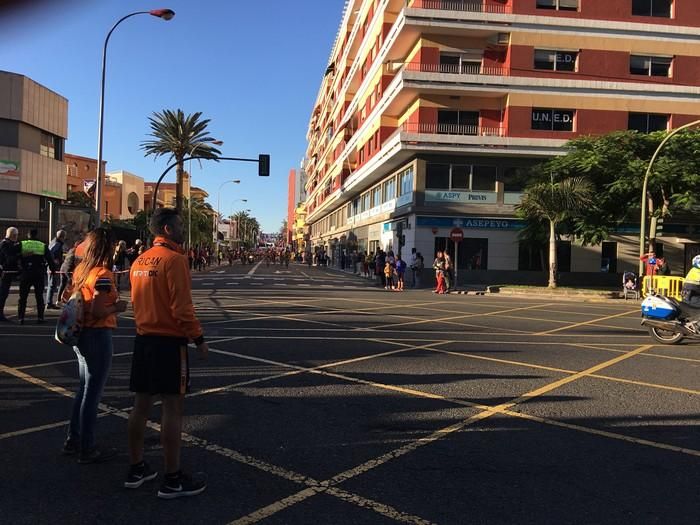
[
  {"xmin": 18, "ymin": 229, "xmax": 56, "ymax": 324},
  {"xmin": 444, "ymin": 252, "xmax": 453, "ymax": 292},
  {"xmin": 112, "ymin": 240, "xmax": 128, "ymax": 292},
  {"xmin": 63, "ymin": 227, "xmax": 127, "ymax": 463},
  {"xmin": 0, "ymin": 227, "xmax": 20, "ymax": 322},
  {"xmin": 127, "ymin": 208, "xmax": 208, "ymax": 499},
  {"xmin": 57, "ymin": 240, "xmax": 83, "ymax": 303},
  {"xmin": 46, "ymin": 229, "xmax": 67, "ymax": 309}
]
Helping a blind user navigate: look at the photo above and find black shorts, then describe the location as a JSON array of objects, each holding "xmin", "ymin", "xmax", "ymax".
[{"xmin": 129, "ymin": 335, "xmax": 190, "ymax": 395}]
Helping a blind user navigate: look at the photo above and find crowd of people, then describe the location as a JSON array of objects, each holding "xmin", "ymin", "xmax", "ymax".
[{"xmin": 0, "ymin": 211, "xmax": 209, "ymax": 498}]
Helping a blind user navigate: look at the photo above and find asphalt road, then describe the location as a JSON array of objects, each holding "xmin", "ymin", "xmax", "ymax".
[{"xmin": 1, "ymin": 261, "xmax": 699, "ymax": 524}]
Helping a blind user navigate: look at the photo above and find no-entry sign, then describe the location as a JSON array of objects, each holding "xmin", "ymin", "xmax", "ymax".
[{"xmin": 450, "ymin": 227, "xmax": 463, "ymax": 243}]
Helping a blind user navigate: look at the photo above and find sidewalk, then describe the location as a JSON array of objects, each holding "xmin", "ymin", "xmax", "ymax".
[{"xmin": 319, "ymin": 264, "xmax": 634, "ymax": 302}]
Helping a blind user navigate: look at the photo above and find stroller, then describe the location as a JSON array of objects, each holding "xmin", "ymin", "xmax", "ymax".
[{"xmin": 622, "ymin": 271, "xmax": 639, "ymax": 300}]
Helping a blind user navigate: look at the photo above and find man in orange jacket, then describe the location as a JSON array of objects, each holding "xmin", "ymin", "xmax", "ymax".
[{"xmin": 126, "ymin": 208, "xmax": 208, "ymax": 499}]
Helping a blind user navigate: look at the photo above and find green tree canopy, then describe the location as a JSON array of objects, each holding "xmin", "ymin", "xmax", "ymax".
[{"xmin": 141, "ymin": 109, "xmax": 221, "ymax": 213}]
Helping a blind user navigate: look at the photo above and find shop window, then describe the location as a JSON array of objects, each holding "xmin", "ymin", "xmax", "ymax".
[
  {"xmin": 451, "ymin": 165, "xmax": 471, "ymax": 190},
  {"xmin": 531, "ymin": 108, "xmax": 575, "ymax": 131},
  {"xmin": 628, "ymin": 113, "xmax": 668, "ymax": 133},
  {"xmin": 472, "ymin": 166, "xmax": 497, "ymax": 191},
  {"xmin": 632, "ymin": 0, "xmax": 672, "ymax": 17},
  {"xmin": 534, "ymin": 49, "xmax": 578, "ymax": 72}
]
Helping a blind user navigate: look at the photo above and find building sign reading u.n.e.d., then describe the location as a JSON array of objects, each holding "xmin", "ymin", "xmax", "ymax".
[
  {"xmin": 425, "ymin": 191, "xmax": 497, "ymax": 204},
  {"xmin": 531, "ymin": 109, "xmax": 574, "ymax": 131}
]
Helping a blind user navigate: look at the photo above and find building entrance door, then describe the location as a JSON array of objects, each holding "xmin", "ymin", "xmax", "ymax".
[{"xmin": 434, "ymin": 237, "xmax": 488, "ymax": 271}]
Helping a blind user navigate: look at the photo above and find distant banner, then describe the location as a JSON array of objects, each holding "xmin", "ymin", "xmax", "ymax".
[
  {"xmin": 83, "ymin": 179, "xmax": 96, "ymax": 196},
  {"xmin": 0, "ymin": 160, "xmax": 19, "ymax": 177}
]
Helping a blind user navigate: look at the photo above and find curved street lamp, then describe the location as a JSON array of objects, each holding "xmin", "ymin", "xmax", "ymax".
[
  {"xmin": 95, "ymin": 8, "xmax": 175, "ymax": 225},
  {"xmin": 638, "ymin": 119, "xmax": 700, "ymax": 277},
  {"xmin": 215, "ymin": 179, "xmax": 241, "ymax": 245}
]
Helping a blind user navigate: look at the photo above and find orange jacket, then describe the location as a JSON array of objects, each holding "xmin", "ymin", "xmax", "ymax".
[
  {"xmin": 76, "ymin": 266, "xmax": 118, "ymax": 329},
  {"xmin": 130, "ymin": 236, "xmax": 203, "ymax": 341}
]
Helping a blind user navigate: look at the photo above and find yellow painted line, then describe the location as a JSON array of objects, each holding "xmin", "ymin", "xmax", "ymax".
[
  {"xmin": 229, "ymin": 487, "xmax": 324, "ymax": 525},
  {"xmin": 1, "ymin": 361, "xmax": 431, "ymax": 525},
  {"xmin": 0, "ymin": 412, "xmax": 113, "ymax": 441},
  {"xmin": 427, "ymin": 347, "xmax": 700, "ymax": 396},
  {"xmin": 570, "ymin": 342, "xmax": 700, "ymax": 364},
  {"xmin": 325, "ymin": 487, "xmax": 435, "ymax": 525},
  {"xmin": 500, "ymin": 408, "xmax": 700, "ymax": 457},
  {"xmin": 386, "ymin": 314, "xmax": 532, "ymax": 334},
  {"xmin": 373, "ymin": 303, "xmax": 556, "ymax": 330},
  {"xmin": 534, "ymin": 309, "xmax": 639, "ymax": 335}
]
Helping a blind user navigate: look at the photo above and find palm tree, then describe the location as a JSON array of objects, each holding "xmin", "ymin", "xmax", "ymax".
[
  {"xmin": 141, "ymin": 109, "xmax": 221, "ymax": 213},
  {"xmin": 517, "ymin": 177, "xmax": 593, "ymax": 288}
]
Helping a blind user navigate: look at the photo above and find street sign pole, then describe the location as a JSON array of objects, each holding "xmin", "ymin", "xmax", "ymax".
[{"xmin": 449, "ymin": 227, "xmax": 463, "ymax": 290}]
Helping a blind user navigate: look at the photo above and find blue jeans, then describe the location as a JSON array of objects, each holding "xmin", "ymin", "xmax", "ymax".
[
  {"xmin": 68, "ymin": 328, "xmax": 114, "ymax": 451},
  {"xmin": 46, "ymin": 272, "xmax": 60, "ymax": 305}
]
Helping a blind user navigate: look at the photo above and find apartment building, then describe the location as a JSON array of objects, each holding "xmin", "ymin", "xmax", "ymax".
[
  {"xmin": 0, "ymin": 70, "xmax": 67, "ymax": 238},
  {"xmin": 303, "ymin": 0, "xmax": 700, "ymax": 282}
]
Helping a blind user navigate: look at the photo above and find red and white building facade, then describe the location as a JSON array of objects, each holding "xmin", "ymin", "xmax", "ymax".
[{"xmin": 303, "ymin": 0, "xmax": 700, "ymax": 281}]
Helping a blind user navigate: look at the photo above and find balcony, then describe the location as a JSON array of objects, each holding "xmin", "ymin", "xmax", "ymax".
[
  {"xmin": 408, "ymin": 0, "xmax": 512, "ymax": 14},
  {"xmin": 402, "ymin": 122, "xmax": 505, "ymax": 136},
  {"xmin": 402, "ymin": 62, "xmax": 509, "ymax": 77}
]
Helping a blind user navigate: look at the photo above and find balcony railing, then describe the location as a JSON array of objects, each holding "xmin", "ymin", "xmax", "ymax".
[
  {"xmin": 402, "ymin": 62, "xmax": 509, "ymax": 76},
  {"xmin": 410, "ymin": 0, "xmax": 512, "ymax": 14},
  {"xmin": 402, "ymin": 122, "xmax": 505, "ymax": 136}
]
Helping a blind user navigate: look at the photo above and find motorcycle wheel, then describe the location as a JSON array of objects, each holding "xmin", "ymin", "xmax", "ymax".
[{"xmin": 648, "ymin": 326, "xmax": 684, "ymax": 345}]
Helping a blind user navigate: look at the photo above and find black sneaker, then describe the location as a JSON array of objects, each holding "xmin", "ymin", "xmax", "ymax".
[
  {"xmin": 62, "ymin": 438, "xmax": 79, "ymax": 456},
  {"xmin": 46, "ymin": 304, "xmax": 61, "ymax": 310},
  {"xmin": 78, "ymin": 446, "xmax": 117, "ymax": 464},
  {"xmin": 124, "ymin": 461, "xmax": 158, "ymax": 489},
  {"xmin": 157, "ymin": 471, "xmax": 207, "ymax": 499}
]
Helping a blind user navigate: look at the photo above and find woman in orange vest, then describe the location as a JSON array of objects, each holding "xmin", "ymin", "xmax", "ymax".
[{"xmin": 63, "ymin": 228, "xmax": 127, "ymax": 463}]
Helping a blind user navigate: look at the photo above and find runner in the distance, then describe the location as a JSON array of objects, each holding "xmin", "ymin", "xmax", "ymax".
[{"xmin": 126, "ymin": 208, "xmax": 208, "ymax": 499}]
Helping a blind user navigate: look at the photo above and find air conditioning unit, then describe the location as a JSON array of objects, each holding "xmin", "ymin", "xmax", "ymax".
[{"xmin": 488, "ymin": 32, "xmax": 510, "ymax": 46}]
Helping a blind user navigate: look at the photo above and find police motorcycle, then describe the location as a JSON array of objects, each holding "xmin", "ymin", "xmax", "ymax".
[{"xmin": 640, "ymin": 255, "xmax": 700, "ymax": 345}]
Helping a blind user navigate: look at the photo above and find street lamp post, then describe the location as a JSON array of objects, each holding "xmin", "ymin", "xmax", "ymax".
[
  {"xmin": 215, "ymin": 179, "xmax": 241, "ymax": 252},
  {"xmin": 188, "ymin": 139, "xmax": 223, "ymax": 249},
  {"xmin": 638, "ymin": 119, "xmax": 700, "ymax": 277},
  {"xmin": 95, "ymin": 8, "xmax": 175, "ymax": 225}
]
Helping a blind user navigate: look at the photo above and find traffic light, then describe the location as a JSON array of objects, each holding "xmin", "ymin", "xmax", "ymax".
[{"xmin": 258, "ymin": 154, "xmax": 270, "ymax": 176}]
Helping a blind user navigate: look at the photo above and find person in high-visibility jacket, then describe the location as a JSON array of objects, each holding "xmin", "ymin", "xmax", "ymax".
[
  {"xmin": 126, "ymin": 208, "xmax": 208, "ymax": 498},
  {"xmin": 18, "ymin": 229, "xmax": 56, "ymax": 324}
]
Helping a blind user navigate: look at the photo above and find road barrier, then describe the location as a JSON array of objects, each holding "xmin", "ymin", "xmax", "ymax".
[{"xmin": 642, "ymin": 275, "xmax": 685, "ymax": 299}]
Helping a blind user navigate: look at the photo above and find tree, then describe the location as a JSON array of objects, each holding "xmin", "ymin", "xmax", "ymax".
[
  {"xmin": 280, "ymin": 219, "xmax": 288, "ymax": 245},
  {"xmin": 535, "ymin": 130, "xmax": 700, "ymax": 245},
  {"xmin": 231, "ymin": 211, "xmax": 260, "ymax": 248},
  {"xmin": 517, "ymin": 177, "xmax": 593, "ymax": 288},
  {"xmin": 141, "ymin": 109, "xmax": 221, "ymax": 213}
]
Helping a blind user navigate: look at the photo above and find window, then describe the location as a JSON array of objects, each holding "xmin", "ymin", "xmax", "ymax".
[
  {"xmin": 472, "ymin": 166, "xmax": 497, "ymax": 191},
  {"xmin": 383, "ymin": 177, "xmax": 396, "ymax": 201},
  {"xmin": 438, "ymin": 110, "xmax": 479, "ymax": 135},
  {"xmin": 40, "ymin": 132, "xmax": 57, "ymax": 159},
  {"xmin": 534, "ymin": 49, "xmax": 578, "ymax": 72},
  {"xmin": 630, "ymin": 55, "xmax": 672, "ymax": 77},
  {"xmin": 440, "ymin": 53, "xmax": 482, "ymax": 74},
  {"xmin": 536, "ymin": 0, "xmax": 578, "ymax": 10},
  {"xmin": 628, "ymin": 113, "xmax": 668, "ymax": 133},
  {"xmin": 531, "ymin": 108, "xmax": 575, "ymax": 131},
  {"xmin": 425, "ymin": 163, "xmax": 450, "ymax": 189},
  {"xmin": 361, "ymin": 193, "xmax": 370, "ymax": 212},
  {"xmin": 425, "ymin": 163, "xmax": 497, "ymax": 191},
  {"xmin": 398, "ymin": 168, "xmax": 413, "ymax": 196},
  {"xmin": 501, "ymin": 167, "xmax": 529, "ymax": 192},
  {"xmin": 632, "ymin": 0, "xmax": 671, "ymax": 17},
  {"xmin": 372, "ymin": 186, "xmax": 382, "ymax": 207},
  {"xmin": 352, "ymin": 198, "xmax": 360, "ymax": 216}
]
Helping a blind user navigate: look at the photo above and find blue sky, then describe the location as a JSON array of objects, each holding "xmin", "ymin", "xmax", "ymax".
[{"xmin": 0, "ymin": 0, "xmax": 346, "ymax": 232}]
